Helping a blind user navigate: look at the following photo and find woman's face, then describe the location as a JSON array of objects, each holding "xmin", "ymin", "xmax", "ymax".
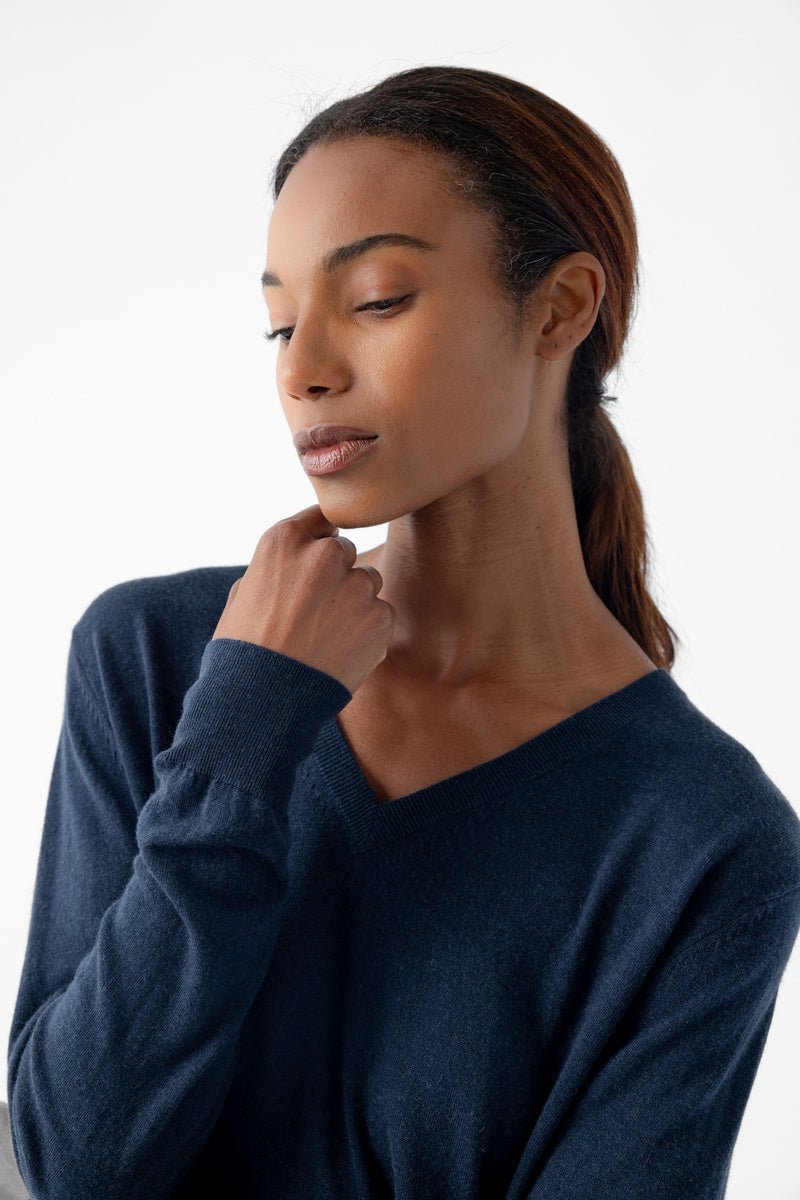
[{"xmin": 263, "ymin": 136, "xmax": 548, "ymax": 530}]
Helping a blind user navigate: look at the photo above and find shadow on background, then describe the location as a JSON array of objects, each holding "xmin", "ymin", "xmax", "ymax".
[{"xmin": 0, "ymin": 1104, "xmax": 29, "ymax": 1200}]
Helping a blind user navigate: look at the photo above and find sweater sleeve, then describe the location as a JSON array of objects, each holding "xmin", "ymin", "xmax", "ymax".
[
  {"xmin": 6, "ymin": 630, "xmax": 352, "ymax": 1200},
  {"xmin": 523, "ymin": 884, "xmax": 800, "ymax": 1200}
]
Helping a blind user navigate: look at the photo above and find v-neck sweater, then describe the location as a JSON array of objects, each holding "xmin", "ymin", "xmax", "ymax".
[{"xmin": 7, "ymin": 565, "xmax": 800, "ymax": 1200}]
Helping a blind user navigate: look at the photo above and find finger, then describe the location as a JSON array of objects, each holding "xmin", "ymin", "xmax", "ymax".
[
  {"xmin": 335, "ymin": 535, "xmax": 357, "ymax": 566},
  {"xmin": 355, "ymin": 563, "xmax": 383, "ymax": 594},
  {"xmin": 221, "ymin": 576, "xmax": 242, "ymax": 612},
  {"xmin": 293, "ymin": 504, "xmax": 339, "ymax": 538}
]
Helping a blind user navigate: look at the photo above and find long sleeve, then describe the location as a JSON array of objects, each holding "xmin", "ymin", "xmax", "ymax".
[
  {"xmin": 6, "ymin": 630, "xmax": 352, "ymax": 1200},
  {"xmin": 522, "ymin": 885, "xmax": 800, "ymax": 1200}
]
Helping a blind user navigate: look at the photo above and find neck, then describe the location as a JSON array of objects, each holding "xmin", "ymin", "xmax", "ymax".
[{"xmin": 364, "ymin": 440, "xmax": 653, "ymax": 694}]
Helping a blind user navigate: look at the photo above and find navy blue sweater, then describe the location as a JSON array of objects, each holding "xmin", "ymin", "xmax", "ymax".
[{"xmin": 7, "ymin": 566, "xmax": 800, "ymax": 1199}]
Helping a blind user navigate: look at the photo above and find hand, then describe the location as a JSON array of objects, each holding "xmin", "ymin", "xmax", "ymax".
[{"xmin": 211, "ymin": 504, "xmax": 396, "ymax": 695}]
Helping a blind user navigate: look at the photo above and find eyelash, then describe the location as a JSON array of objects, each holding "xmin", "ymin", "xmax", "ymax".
[{"xmin": 263, "ymin": 294, "xmax": 413, "ymax": 343}]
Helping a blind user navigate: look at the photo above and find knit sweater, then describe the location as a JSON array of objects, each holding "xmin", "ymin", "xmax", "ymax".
[{"xmin": 7, "ymin": 565, "xmax": 800, "ymax": 1200}]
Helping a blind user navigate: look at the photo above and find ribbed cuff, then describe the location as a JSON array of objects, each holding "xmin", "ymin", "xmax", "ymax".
[{"xmin": 153, "ymin": 636, "xmax": 353, "ymax": 795}]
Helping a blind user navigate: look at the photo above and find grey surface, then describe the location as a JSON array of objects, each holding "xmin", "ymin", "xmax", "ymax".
[{"xmin": 0, "ymin": 1105, "xmax": 29, "ymax": 1200}]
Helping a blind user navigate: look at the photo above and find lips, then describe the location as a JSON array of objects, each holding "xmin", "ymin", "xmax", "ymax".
[{"xmin": 294, "ymin": 424, "xmax": 378, "ymax": 455}]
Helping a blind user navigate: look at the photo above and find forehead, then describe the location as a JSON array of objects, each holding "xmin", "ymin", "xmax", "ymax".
[{"xmin": 264, "ymin": 138, "xmax": 486, "ymax": 283}]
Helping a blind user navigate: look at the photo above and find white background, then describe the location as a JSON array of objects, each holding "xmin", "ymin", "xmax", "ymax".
[{"xmin": 1, "ymin": 0, "xmax": 799, "ymax": 1195}]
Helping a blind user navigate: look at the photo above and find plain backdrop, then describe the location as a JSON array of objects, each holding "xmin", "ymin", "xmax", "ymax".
[{"xmin": 1, "ymin": 0, "xmax": 798, "ymax": 1195}]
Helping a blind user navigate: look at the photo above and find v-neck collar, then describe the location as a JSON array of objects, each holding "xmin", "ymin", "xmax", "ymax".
[{"xmin": 311, "ymin": 667, "xmax": 683, "ymax": 854}]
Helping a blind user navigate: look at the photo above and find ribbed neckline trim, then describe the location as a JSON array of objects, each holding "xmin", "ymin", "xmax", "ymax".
[{"xmin": 312, "ymin": 667, "xmax": 684, "ymax": 853}]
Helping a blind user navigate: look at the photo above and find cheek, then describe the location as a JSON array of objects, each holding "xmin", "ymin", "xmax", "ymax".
[
  {"xmin": 403, "ymin": 335, "xmax": 514, "ymax": 438},
  {"xmin": 367, "ymin": 310, "xmax": 525, "ymax": 464},
  {"xmin": 375, "ymin": 316, "xmax": 493, "ymax": 408},
  {"xmin": 394, "ymin": 377, "xmax": 520, "ymax": 490}
]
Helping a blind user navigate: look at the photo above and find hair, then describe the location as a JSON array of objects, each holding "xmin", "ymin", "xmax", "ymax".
[{"xmin": 269, "ymin": 65, "xmax": 680, "ymax": 670}]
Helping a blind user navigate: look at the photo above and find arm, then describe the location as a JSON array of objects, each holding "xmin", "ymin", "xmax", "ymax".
[
  {"xmin": 6, "ymin": 627, "xmax": 351, "ymax": 1200},
  {"xmin": 519, "ymin": 886, "xmax": 800, "ymax": 1200}
]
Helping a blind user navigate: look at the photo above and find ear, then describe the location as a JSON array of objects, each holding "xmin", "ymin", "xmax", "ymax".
[{"xmin": 536, "ymin": 251, "xmax": 606, "ymax": 362}]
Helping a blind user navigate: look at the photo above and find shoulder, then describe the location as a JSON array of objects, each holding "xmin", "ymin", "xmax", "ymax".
[
  {"xmin": 645, "ymin": 674, "xmax": 798, "ymax": 849},
  {"xmin": 628, "ymin": 671, "xmax": 800, "ymax": 944},
  {"xmin": 67, "ymin": 565, "xmax": 246, "ymax": 804},
  {"xmin": 73, "ymin": 564, "xmax": 245, "ymax": 648}
]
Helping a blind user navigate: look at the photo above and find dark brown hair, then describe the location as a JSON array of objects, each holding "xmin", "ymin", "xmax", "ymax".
[{"xmin": 270, "ymin": 65, "xmax": 679, "ymax": 670}]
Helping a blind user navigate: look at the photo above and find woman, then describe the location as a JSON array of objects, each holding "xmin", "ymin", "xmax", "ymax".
[{"xmin": 8, "ymin": 65, "xmax": 800, "ymax": 1199}]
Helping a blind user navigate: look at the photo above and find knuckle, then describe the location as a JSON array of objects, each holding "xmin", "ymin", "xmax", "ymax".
[
  {"xmin": 319, "ymin": 535, "xmax": 343, "ymax": 559},
  {"xmin": 262, "ymin": 522, "xmax": 291, "ymax": 550}
]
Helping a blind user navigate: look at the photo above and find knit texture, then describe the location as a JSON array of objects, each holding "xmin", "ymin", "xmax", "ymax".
[{"xmin": 7, "ymin": 565, "xmax": 800, "ymax": 1199}]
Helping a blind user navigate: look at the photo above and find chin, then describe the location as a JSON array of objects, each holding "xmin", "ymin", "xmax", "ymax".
[
  {"xmin": 314, "ymin": 495, "xmax": 386, "ymax": 531},
  {"xmin": 313, "ymin": 489, "xmax": 406, "ymax": 532}
]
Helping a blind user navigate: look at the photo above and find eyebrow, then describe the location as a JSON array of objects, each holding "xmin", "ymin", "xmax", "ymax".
[{"xmin": 260, "ymin": 232, "xmax": 438, "ymax": 289}]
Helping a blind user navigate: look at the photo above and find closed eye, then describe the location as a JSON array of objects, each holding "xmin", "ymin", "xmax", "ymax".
[{"xmin": 263, "ymin": 294, "xmax": 413, "ymax": 343}]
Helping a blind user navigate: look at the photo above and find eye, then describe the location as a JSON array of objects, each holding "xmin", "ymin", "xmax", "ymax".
[{"xmin": 263, "ymin": 294, "xmax": 414, "ymax": 344}]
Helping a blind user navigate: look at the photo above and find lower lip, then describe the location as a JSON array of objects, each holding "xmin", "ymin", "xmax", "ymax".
[{"xmin": 301, "ymin": 437, "xmax": 379, "ymax": 475}]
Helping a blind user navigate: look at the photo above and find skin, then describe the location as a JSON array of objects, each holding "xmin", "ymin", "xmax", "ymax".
[{"xmin": 262, "ymin": 137, "xmax": 656, "ymax": 799}]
